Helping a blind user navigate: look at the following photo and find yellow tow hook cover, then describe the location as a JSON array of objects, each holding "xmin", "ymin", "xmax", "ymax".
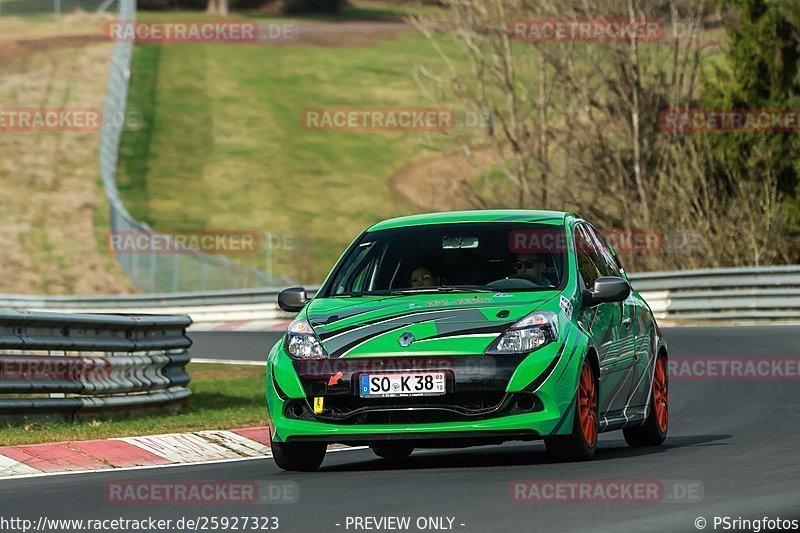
[{"xmin": 313, "ymin": 397, "xmax": 324, "ymax": 414}]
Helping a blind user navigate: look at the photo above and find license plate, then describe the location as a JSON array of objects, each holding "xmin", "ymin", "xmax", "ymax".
[{"xmin": 359, "ymin": 372, "xmax": 446, "ymax": 398}]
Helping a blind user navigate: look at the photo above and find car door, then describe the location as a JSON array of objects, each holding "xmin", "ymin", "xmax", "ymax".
[
  {"xmin": 574, "ymin": 223, "xmax": 633, "ymax": 418},
  {"xmin": 610, "ymin": 248, "xmax": 657, "ymax": 410},
  {"xmin": 586, "ymin": 224, "xmax": 639, "ymax": 369},
  {"xmin": 623, "ymin": 288, "xmax": 657, "ymax": 409}
]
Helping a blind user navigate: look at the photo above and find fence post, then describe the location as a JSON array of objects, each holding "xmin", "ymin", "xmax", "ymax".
[
  {"xmin": 264, "ymin": 232, "xmax": 273, "ymax": 285},
  {"xmin": 149, "ymin": 250, "xmax": 157, "ymax": 292},
  {"xmin": 172, "ymin": 253, "xmax": 179, "ymax": 292},
  {"xmin": 96, "ymin": 0, "xmax": 116, "ymax": 13},
  {"xmin": 200, "ymin": 254, "xmax": 207, "ymax": 291}
]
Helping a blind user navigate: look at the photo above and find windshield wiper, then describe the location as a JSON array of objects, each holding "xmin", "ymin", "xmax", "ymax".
[
  {"xmin": 390, "ymin": 285, "xmax": 494, "ymax": 295},
  {"xmin": 336, "ymin": 286, "xmax": 494, "ymax": 297},
  {"xmin": 436, "ymin": 285, "xmax": 494, "ymax": 293},
  {"xmin": 335, "ymin": 290, "xmax": 393, "ymax": 298}
]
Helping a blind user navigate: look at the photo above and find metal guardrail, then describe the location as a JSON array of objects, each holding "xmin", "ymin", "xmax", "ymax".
[
  {"xmin": 0, "ymin": 287, "xmax": 315, "ymax": 309},
  {"xmin": 629, "ymin": 266, "xmax": 800, "ymax": 321},
  {"xmin": 0, "ymin": 288, "xmax": 320, "ymax": 325},
  {"xmin": 628, "ymin": 265, "xmax": 800, "ymax": 291},
  {"xmin": 0, "ymin": 311, "xmax": 192, "ymax": 420},
  {"xmin": 1, "ymin": 266, "xmax": 798, "ymax": 323}
]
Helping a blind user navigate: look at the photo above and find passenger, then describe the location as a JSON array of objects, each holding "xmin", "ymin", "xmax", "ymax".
[{"xmin": 409, "ymin": 266, "xmax": 439, "ymax": 288}]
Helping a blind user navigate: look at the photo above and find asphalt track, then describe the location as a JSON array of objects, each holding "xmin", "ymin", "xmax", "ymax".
[{"xmin": 1, "ymin": 326, "xmax": 799, "ymax": 533}]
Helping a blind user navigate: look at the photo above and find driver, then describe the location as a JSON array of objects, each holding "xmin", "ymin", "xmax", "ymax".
[
  {"xmin": 409, "ymin": 266, "xmax": 439, "ymax": 288},
  {"xmin": 511, "ymin": 253, "xmax": 553, "ymax": 286}
]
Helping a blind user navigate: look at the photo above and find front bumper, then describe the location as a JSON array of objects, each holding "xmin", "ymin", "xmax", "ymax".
[
  {"xmin": 266, "ymin": 339, "xmax": 580, "ymax": 445},
  {"xmin": 268, "ymin": 395, "xmax": 572, "ymax": 445}
]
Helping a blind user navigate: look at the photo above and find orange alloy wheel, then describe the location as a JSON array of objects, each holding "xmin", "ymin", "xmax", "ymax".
[
  {"xmin": 578, "ymin": 361, "xmax": 598, "ymax": 446},
  {"xmin": 653, "ymin": 355, "xmax": 668, "ymax": 432}
]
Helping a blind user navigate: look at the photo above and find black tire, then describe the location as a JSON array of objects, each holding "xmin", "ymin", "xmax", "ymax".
[
  {"xmin": 371, "ymin": 444, "xmax": 414, "ymax": 460},
  {"xmin": 544, "ymin": 359, "xmax": 598, "ymax": 462},
  {"xmin": 271, "ymin": 441, "xmax": 326, "ymax": 472},
  {"xmin": 624, "ymin": 353, "xmax": 668, "ymax": 447}
]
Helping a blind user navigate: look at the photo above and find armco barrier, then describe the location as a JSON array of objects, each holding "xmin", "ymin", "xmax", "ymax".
[
  {"xmin": 0, "ymin": 266, "xmax": 798, "ymax": 325},
  {"xmin": 0, "ymin": 288, "xmax": 318, "ymax": 325},
  {"xmin": 630, "ymin": 266, "xmax": 800, "ymax": 321},
  {"xmin": 0, "ymin": 311, "xmax": 192, "ymax": 420}
]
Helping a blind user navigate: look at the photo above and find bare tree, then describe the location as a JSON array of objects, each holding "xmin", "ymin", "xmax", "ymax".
[
  {"xmin": 513, "ymin": 0, "xmax": 707, "ymax": 228},
  {"xmin": 408, "ymin": 0, "xmax": 790, "ymax": 270},
  {"xmin": 207, "ymin": 0, "xmax": 230, "ymax": 16},
  {"xmin": 412, "ymin": 1, "xmax": 556, "ymax": 209},
  {"xmin": 652, "ymin": 135, "xmax": 792, "ymax": 269}
]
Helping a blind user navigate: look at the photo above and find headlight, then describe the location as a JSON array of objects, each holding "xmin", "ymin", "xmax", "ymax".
[
  {"xmin": 285, "ymin": 318, "xmax": 328, "ymax": 360},
  {"xmin": 485, "ymin": 311, "xmax": 558, "ymax": 355}
]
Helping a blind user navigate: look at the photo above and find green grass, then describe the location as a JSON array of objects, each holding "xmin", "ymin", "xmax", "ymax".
[
  {"xmin": 0, "ymin": 363, "xmax": 267, "ymax": 446},
  {"xmin": 116, "ymin": 15, "xmax": 465, "ymax": 283}
]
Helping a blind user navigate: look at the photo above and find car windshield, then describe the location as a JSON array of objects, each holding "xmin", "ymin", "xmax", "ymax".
[{"xmin": 324, "ymin": 222, "xmax": 567, "ymax": 297}]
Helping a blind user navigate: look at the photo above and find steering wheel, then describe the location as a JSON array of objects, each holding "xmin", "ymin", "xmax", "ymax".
[{"xmin": 487, "ymin": 277, "xmax": 540, "ymax": 290}]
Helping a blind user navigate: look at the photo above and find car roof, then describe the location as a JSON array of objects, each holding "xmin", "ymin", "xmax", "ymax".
[{"xmin": 368, "ymin": 210, "xmax": 572, "ymax": 231}]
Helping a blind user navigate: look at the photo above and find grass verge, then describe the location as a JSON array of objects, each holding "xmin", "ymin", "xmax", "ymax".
[
  {"xmin": 0, "ymin": 363, "xmax": 267, "ymax": 447},
  {"xmin": 116, "ymin": 14, "xmax": 466, "ymax": 283},
  {"xmin": 0, "ymin": 14, "xmax": 134, "ymax": 294}
]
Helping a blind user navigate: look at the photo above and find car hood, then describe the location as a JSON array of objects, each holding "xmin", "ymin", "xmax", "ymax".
[{"xmin": 304, "ymin": 291, "xmax": 559, "ymax": 358}]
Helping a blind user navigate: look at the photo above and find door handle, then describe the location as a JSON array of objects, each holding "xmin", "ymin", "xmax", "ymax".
[{"xmin": 622, "ymin": 318, "xmax": 632, "ymax": 329}]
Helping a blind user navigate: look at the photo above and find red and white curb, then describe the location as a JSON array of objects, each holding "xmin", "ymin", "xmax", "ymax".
[{"xmin": 0, "ymin": 427, "xmax": 351, "ymax": 480}]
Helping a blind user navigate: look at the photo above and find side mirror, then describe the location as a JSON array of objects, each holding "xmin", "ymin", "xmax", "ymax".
[
  {"xmin": 581, "ymin": 276, "xmax": 631, "ymax": 307},
  {"xmin": 278, "ymin": 286, "xmax": 309, "ymax": 313}
]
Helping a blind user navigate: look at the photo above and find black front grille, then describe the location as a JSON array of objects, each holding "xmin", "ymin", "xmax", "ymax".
[
  {"xmin": 330, "ymin": 391, "xmax": 505, "ymax": 415},
  {"xmin": 285, "ymin": 392, "xmax": 541, "ymax": 424}
]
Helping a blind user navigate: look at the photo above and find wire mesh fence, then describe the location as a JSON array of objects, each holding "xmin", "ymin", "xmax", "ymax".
[
  {"xmin": 0, "ymin": 0, "xmax": 117, "ymax": 17},
  {"xmin": 99, "ymin": 0, "xmax": 282, "ymax": 292}
]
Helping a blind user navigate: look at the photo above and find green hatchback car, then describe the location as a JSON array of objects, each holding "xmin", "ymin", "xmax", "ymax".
[{"xmin": 266, "ymin": 210, "xmax": 668, "ymax": 471}]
